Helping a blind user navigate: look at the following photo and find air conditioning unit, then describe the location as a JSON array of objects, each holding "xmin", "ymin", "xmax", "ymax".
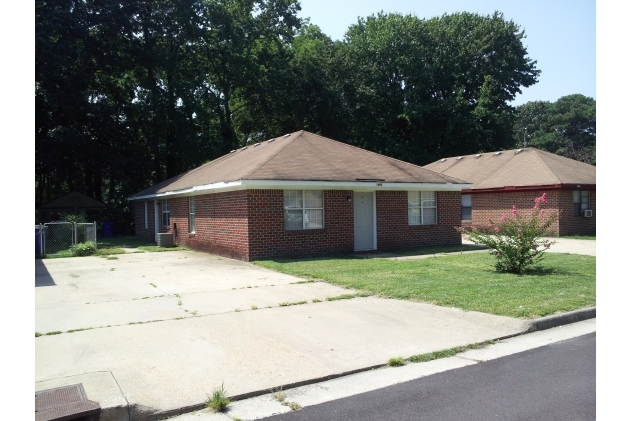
[
  {"xmin": 157, "ymin": 232, "xmax": 174, "ymax": 247},
  {"xmin": 582, "ymin": 210, "xmax": 593, "ymax": 217}
]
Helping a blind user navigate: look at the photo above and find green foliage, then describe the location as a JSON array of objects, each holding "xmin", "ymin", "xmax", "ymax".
[
  {"xmin": 387, "ymin": 357, "xmax": 405, "ymax": 367},
  {"xmin": 513, "ymin": 94, "xmax": 596, "ymax": 164},
  {"xmin": 458, "ymin": 194, "xmax": 557, "ymax": 274},
  {"xmin": 71, "ymin": 241, "xmax": 97, "ymax": 257},
  {"xmin": 60, "ymin": 213, "xmax": 88, "ymax": 223},
  {"xmin": 206, "ymin": 383, "xmax": 230, "ymax": 412}
]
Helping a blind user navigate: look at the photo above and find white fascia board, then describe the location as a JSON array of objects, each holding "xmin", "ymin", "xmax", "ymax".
[{"xmin": 128, "ymin": 179, "xmax": 472, "ymax": 201}]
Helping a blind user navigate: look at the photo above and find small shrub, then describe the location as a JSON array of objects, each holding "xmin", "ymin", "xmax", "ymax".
[
  {"xmin": 281, "ymin": 401, "xmax": 302, "ymax": 410},
  {"xmin": 71, "ymin": 241, "xmax": 96, "ymax": 257},
  {"xmin": 458, "ymin": 193, "xmax": 557, "ymax": 274},
  {"xmin": 271, "ymin": 387, "xmax": 286, "ymax": 402},
  {"xmin": 206, "ymin": 383, "xmax": 230, "ymax": 412}
]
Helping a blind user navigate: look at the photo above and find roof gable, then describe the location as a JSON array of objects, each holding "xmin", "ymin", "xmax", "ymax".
[{"xmin": 423, "ymin": 148, "xmax": 595, "ymax": 189}]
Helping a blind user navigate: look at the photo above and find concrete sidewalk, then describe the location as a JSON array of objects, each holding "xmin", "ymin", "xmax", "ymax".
[
  {"xmin": 36, "ymin": 251, "xmax": 533, "ymax": 421},
  {"xmin": 462, "ymin": 236, "xmax": 596, "ymax": 256}
]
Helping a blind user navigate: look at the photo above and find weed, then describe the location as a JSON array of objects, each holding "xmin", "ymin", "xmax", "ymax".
[
  {"xmin": 281, "ymin": 401, "xmax": 301, "ymax": 410},
  {"xmin": 235, "ymin": 308, "xmax": 241, "ymax": 312},
  {"xmin": 279, "ymin": 302, "xmax": 291, "ymax": 307},
  {"xmin": 206, "ymin": 383, "xmax": 230, "ymax": 412},
  {"xmin": 279, "ymin": 300, "xmax": 307, "ymax": 307},
  {"xmin": 35, "ymin": 332, "xmax": 42, "ymax": 337},
  {"xmin": 46, "ymin": 331, "xmax": 62, "ymax": 336},
  {"xmin": 247, "ymin": 285, "xmax": 252, "ymax": 288},
  {"xmin": 67, "ymin": 328, "xmax": 91, "ymax": 333},
  {"xmin": 271, "ymin": 387, "xmax": 286, "ymax": 402},
  {"xmin": 312, "ymin": 298, "xmax": 322, "ymax": 303},
  {"xmin": 184, "ymin": 309, "xmax": 189, "ymax": 312},
  {"xmin": 106, "ymin": 256, "xmax": 119, "ymax": 260},
  {"xmin": 408, "ymin": 341, "xmax": 495, "ymax": 363},
  {"xmin": 326, "ymin": 294, "xmax": 357, "ymax": 301},
  {"xmin": 387, "ymin": 357, "xmax": 405, "ymax": 367},
  {"xmin": 251, "ymin": 305, "xmax": 258, "ymax": 310},
  {"xmin": 175, "ymin": 317, "xmax": 184, "ymax": 320},
  {"xmin": 177, "ymin": 300, "xmax": 183, "ymax": 306},
  {"xmin": 293, "ymin": 280, "xmax": 315, "ymax": 284},
  {"xmin": 191, "ymin": 311, "xmax": 198, "ymax": 316},
  {"xmin": 175, "ymin": 294, "xmax": 181, "ymax": 298},
  {"xmin": 110, "ymin": 268, "xmax": 115, "ymax": 271},
  {"xmin": 150, "ymin": 283, "xmax": 157, "ymax": 288}
]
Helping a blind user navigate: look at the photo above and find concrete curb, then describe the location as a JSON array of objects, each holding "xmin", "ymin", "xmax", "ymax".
[{"xmin": 528, "ymin": 307, "xmax": 596, "ymax": 332}]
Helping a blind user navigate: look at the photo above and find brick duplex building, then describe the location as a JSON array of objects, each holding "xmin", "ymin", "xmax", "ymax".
[
  {"xmin": 129, "ymin": 131, "xmax": 471, "ymax": 261},
  {"xmin": 423, "ymin": 148, "xmax": 596, "ymax": 236}
]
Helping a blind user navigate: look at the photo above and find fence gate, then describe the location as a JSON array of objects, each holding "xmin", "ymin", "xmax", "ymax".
[{"xmin": 35, "ymin": 222, "xmax": 97, "ymax": 257}]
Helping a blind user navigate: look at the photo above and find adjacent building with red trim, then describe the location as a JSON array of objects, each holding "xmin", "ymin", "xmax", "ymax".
[
  {"xmin": 128, "ymin": 131, "xmax": 471, "ymax": 261},
  {"xmin": 423, "ymin": 148, "xmax": 596, "ymax": 236}
]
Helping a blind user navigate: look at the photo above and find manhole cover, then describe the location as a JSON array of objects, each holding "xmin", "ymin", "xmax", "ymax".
[{"xmin": 35, "ymin": 383, "xmax": 100, "ymax": 421}]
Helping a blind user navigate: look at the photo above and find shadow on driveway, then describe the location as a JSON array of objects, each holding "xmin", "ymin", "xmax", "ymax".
[{"xmin": 35, "ymin": 259, "xmax": 56, "ymax": 287}]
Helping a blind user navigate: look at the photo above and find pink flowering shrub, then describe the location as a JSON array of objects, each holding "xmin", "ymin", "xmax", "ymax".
[{"xmin": 457, "ymin": 193, "xmax": 557, "ymax": 274}]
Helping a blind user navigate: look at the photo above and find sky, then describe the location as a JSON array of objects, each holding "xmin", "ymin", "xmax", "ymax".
[{"xmin": 297, "ymin": 0, "xmax": 595, "ymax": 106}]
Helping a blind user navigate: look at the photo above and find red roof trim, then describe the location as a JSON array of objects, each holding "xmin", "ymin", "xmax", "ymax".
[{"xmin": 462, "ymin": 184, "xmax": 596, "ymax": 194}]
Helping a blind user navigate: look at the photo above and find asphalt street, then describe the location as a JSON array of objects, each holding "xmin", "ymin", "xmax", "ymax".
[{"xmin": 260, "ymin": 332, "xmax": 596, "ymax": 421}]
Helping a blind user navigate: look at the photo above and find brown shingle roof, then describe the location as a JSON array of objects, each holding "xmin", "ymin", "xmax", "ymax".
[
  {"xmin": 130, "ymin": 131, "xmax": 467, "ymax": 198},
  {"xmin": 423, "ymin": 148, "xmax": 596, "ymax": 190}
]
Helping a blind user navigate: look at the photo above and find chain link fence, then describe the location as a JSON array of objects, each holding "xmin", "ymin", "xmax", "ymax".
[{"xmin": 35, "ymin": 222, "xmax": 97, "ymax": 257}]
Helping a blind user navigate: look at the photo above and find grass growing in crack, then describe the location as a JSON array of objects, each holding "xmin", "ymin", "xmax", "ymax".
[
  {"xmin": 206, "ymin": 383, "xmax": 230, "ymax": 413},
  {"xmin": 293, "ymin": 280, "xmax": 315, "ymax": 284},
  {"xmin": 279, "ymin": 300, "xmax": 307, "ymax": 307},
  {"xmin": 105, "ymin": 256, "xmax": 119, "ymax": 260},
  {"xmin": 407, "ymin": 340, "xmax": 495, "ymax": 363},
  {"xmin": 150, "ymin": 283, "xmax": 157, "ymax": 288},
  {"xmin": 35, "ymin": 332, "xmax": 42, "ymax": 337},
  {"xmin": 235, "ymin": 308, "xmax": 241, "ymax": 312},
  {"xmin": 191, "ymin": 311, "xmax": 198, "ymax": 316},
  {"xmin": 251, "ymin": 305, "xmax": 258, "ymax": 310},
  {"xmin": 45, "ymin": 331, "xmax": 62, "ymax": 336},
  {"xmin": 312, "ymin": 298, "xmax": 322, "ymax": 303},
  {"xmin": 270, "ymin": 387, "xmax": 286, "ymax": 402},
  {"xmin": 67, "ymin": 328, "xmax": 92, "ymax": 333},
  {"xmin": 387, "ymin": 357, "xmax": 405, "ymax": 367},
  {"xmin": 281, "ymin": 401, "xmax": 302, "ymax": 410},
  {"xmin": 110, "ymin": 268, "xmax": 115, "ymax": 271},
  {"xmin": 177, "ymin": 300, "xmax": 183, "ymax": 306},
  {"xmin": 326, "ymin": 293, "xmax": 370, "ymax": 301}
]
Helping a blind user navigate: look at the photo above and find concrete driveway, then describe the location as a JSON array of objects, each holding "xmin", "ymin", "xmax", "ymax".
[{"xmin": 36, "ymin": 250, "xmax": 531, "ymax": 421}]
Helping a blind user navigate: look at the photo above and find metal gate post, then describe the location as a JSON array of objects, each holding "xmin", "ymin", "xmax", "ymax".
[
  {"xmin": 93, "ymin": 221, "xmax": 97, "ymax": 250},
  {"xmin": 73, "ymin": 222, "xmax": 77, "ymax": 246}
]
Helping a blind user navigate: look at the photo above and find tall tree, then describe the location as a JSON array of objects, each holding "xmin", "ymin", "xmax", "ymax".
[
  {"xmin": 338, "ymin": 11, "xmax": 540, "ymax": 165},
  {"xmin": 513, "ymin": 94, "xmax": 596, "ymax": 164}
]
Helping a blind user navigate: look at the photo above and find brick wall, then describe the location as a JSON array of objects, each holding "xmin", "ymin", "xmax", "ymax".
[
  {"xmin": 248, "ymin": 190, "xmax": 355, "ymax": 260},
  {"xmin": 163, "ymin": 191, "xmax": 250, "ymax": 260},
  {"xmin": 376, "ymin": 191, "xmax": 462, "ymax": 251},
  {"xmin": 469, "ymin": 189, "xmax": 596, "ymax": 236},
  {"xmin": 134, "ymin": 201, "xmax": 156, "ymax": 243},
  {"xmin": 557, "ymin": 189, "xmax": 596, "ymax": 236}
]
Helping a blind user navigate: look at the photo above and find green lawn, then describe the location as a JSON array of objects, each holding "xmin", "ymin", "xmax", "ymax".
[{"xmin": 254, "ymin": 253, "xmax": 595, "ymax": 319}]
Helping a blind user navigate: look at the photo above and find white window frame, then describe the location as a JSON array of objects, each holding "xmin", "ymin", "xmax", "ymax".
[
  {"xmin": 284, "ymin": 190, "xmax": 325, "ymax": 230},
  {"xmin": 162, "ymin": 199, "xmax": 170, "ymax": 226},
  {"xmin": 189, "ymin": 196, "xmax": 195, "ymax": 233},
  {"xmin": 144, "ymin": 201, "xmax": 148, "ymax": 229},
  {"xmin": 408, "ymin": 191, "xmax": 437, "ymax": 225}
]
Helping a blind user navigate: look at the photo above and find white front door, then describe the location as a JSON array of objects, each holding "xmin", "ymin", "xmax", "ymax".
[
  {"xmin": 354, "ymin": 192, "xmax": 375, "ymax": 251},
  {"xmin": 154, "ymin": 201, "xmax": 159, "ymax": 243}
]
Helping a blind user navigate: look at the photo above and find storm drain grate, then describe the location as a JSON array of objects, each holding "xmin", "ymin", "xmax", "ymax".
[{"xmin": 35, "ymin": 383, "xmax": 100, "ymax": 421}]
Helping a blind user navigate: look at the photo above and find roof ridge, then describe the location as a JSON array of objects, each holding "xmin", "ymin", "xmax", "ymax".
[
  {"xmin": 304, "ymin": 132, "xmax": 467, "ymax": 184},
  {"xmin": 242, "ymin": 131, "xmax": 303, "ymax": 180}
]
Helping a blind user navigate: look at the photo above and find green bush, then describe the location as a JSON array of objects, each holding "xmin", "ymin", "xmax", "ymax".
[
  {"xmin": 458, "ymin": 193, "xmax": 557, "ymax": 274},
  {"xmin": 71, "ymin": 241, "xmax": 96, "ymax": 257}
]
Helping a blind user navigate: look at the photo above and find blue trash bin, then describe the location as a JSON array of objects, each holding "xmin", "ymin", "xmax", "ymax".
[
  {"xmin": 36, "ymin": 227, "xmax": 46, "ymax": 255},
  {"xmin": 102, "ymin": 222, "xmax": 114, "ymax": 238}
]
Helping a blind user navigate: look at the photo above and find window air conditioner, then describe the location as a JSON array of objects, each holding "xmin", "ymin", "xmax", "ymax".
[{"xmin": 582, "ymin": 210, "xmax": 593, "ymax": 217}]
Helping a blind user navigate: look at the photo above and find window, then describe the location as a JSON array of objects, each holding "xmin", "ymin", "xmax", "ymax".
[
  {"xmin": 162, "ymin": 199, "xmax": 170, "ymax": 226},
  {"xmin": 574, "ymin": 191, "xmax": 590, "ymax": 216},
  {"xmin": 408, "ymin": 191, "xmax": 437, "ymax": 225},
  {"xmin": 461, "ymin": 194, "xmax": 472, "ymax": 221},
  {"xmin": 284, "ymin": 190, "xmax": 324, "ymax": 230},
  {"xmin": 189, "ymin": 197, "xmax": 195, "ymax": 233},
  {"xmin": 144, "ymin": 201, "xmax": 148, "ymax": 229}
]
